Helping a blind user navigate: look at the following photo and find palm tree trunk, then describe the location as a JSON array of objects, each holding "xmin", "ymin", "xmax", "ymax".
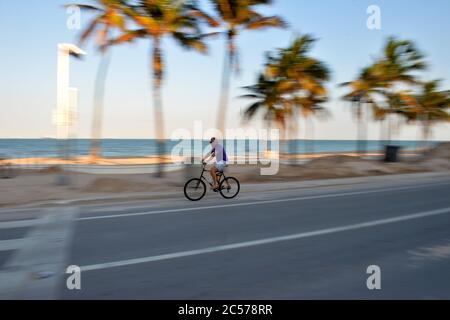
[
  {"xmin": 90, "ymin": 52, "xmax": 112, "ymax": 161},
  {"xmin": 394, "ymin": 115, "xmax": 402, "ymax": 141},
  {"xmin": 423, "ymin": 117, "xmax": 431, "ymax": 150},
  {"xmin": 417, "ymin": 113, "xmax": 426, "ymax": 150},
  {"xmin": 215, "ymin": 34, "xmax": 233, "ymax": 137},
  {"xmin": 309, "ymin": 117, "xmax": 315, "ymax": 154},
  {"xmin": 386, "ymin": 114, "xmax": 393, "ymax": 144},
  {"xmin": 379, "ymin": 120, "xmax": 384, "ymax": 155},
  {"xmin": 355, "ymin": 101, "xmax": 364, "ymax": 155},
  {"xmin": 154, "ymin": 85, "xmax": 165, "ymax": 177},
  {"xmin": 288, "ymin": 111, "xmax": 299, "ymax": 164},
  {"xmin": 152, "ymin": 37, "xmax": 166, "ymax": 178},
  {"xmin": 304, "ymin": 117, "xmax": 309, "ymax": 156},
  {"xmin": 362, "ymin": 101, "xmax": 369, "ymax": 156},
  {"xmin": 415, "ymin": 121, "xmax": 421, "ymax": 151},
  {"xmin": 386, "ymin": 113, "xmax": 395, "ymax": 145}
]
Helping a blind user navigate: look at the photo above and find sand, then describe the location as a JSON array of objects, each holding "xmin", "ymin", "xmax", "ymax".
[
  {"xmin": 0, "ymin": 150, "xmax": 422, "ymax": 167},
  {"xmin": 0, "ymin": 155, "xmax": 178, "ymax": 166}
]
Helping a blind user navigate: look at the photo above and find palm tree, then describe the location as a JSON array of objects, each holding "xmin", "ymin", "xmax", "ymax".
[
  {"xmin": 211, "ymin": 0, "xmax": 287, "ymax": 136},
  {"xmin": 292, "ymin": 93, "xmax": 328, "ymax": 154},
  {"xmin": 265, "ymin": 34, "xmax": 331, "ymax": 156},
  {"xmin": 110, "ymin": 0, "xmax": 216, "ymax": 177},
  {"xmin": 265, "ymin": 35, "xmax": 330, "ymax": 93},
  {"xmin": 370, "ymin": 37, "xmax": 427, "ymax": 142},
  {"xmin": 68, "ymin": 0, "xmax": 128, "ymax": 161},
  {"xmin": 341, "ymin": 66, "xmax": 381, "ymax": 154},
  {"xmin": 399, "ymin": 80, "xmax": 450, "ymax": 148},
  {"xmin": 241, "ymin": 74, "xmax": 290, "ymax": 131}
]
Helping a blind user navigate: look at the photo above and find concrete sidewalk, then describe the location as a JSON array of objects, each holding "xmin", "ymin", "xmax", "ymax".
[{"xmin": 1, "ymin": 171, "xmax": 448, "ymax": 212}]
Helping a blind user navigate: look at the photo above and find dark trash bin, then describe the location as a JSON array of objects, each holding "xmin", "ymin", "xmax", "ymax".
[
  {"xmin": 384, "ymin": 145, "xmax": 401, "ymax": 163},
  {"xmin": 0, "ymin": 156, "xmax": 15, "ymax": 179}
]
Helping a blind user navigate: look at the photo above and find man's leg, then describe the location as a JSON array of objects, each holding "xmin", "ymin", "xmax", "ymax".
[{"xmin": 210, "ymin": 167, "xmax": 219, "ymax": 189}]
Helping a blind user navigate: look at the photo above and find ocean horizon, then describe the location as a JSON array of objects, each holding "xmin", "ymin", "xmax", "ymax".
[{"xmin": 0, "ymin": 139, "xmax": 441, "ymax": 159}]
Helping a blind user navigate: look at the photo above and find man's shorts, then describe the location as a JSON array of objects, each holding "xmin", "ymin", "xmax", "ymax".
[{"xmin": 215, "ymin": 161, "xmax": 227, "ymax": 172}]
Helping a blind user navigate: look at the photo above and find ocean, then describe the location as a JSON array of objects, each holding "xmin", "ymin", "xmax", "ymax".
[{"xmin": 0, "ymin": 139, "xmax": 437, "ymax": 159}]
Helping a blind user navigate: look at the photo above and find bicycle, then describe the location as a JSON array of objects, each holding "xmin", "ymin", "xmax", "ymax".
[{"xmin": 184, "ymin": 162, "xmax": 240, "ymax": 201}]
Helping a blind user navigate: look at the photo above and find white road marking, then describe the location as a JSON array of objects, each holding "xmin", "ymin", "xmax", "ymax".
[
  {"xmin": 78, "ymin": 182, "xmax": 450, "ymax": 221},
  {"xmin": 80, "ymin": 206, "xmax": 450, "ymax": 272}
]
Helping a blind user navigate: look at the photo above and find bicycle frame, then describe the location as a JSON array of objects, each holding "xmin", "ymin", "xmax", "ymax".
[{"xmin": 198, "ymin": 163, "xmax": 227, "ymax": 187}]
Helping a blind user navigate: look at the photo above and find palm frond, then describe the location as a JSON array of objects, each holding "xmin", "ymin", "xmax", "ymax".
[
  {"xmin": 108, "ymin": 28, "xmax": 146, "ymax": 45},
  {"xmin": 245, "ymin": 16, "xmax": 287, "ymax": 30},
  {"xmin": 64, "ymin": 4, "xmax": 101, "ymax": 11},
  {"xmin": 244, "ymin": 102, "xmax": 263, "ymax": 121},
  {"xmin": 172, "ymin": 32, "xmax": 208, "ymax": 53}
]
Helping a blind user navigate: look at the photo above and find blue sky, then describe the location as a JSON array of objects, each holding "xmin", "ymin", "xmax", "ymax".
[{"xmin": 0, "ymin": 0, "xmax": 449, "ymax": 140}]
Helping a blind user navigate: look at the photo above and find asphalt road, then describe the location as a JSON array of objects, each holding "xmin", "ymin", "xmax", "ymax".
[{"xmin": 1, "ymin": 173, "xmax": 450, "ymax": 299}]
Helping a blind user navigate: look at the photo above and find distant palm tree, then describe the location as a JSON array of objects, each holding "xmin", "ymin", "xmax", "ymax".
[
  {"xmin": 110, "ymin": 0, "xmax": 216, "ymax": 177},
  {"xmin": 266, "ymin": 35, "xmax": 330, "ymax": 93},
  {"xmin": 211, "ymin": 0, "xmax": 286, "ymax": 136},
  {"xmin": 341, "ymin": 66, "xmax": 381, "ymax": 154},
  {"xmin": 68, "ymin": 0, "xmax": 128, "ymax": 161},
  {"xmin": 399, "ymin": 80, "xmax": 450, "ymax": 148},
  {"xmin": 370, "ymin": 37, "xmax": 427, "ymax": 142},
  {"xmin": 240, "ymin": 74, "xmax": 290, "ymax": 133},
  {"xmin": 292, "ymin": 94, "xmax": 328, "ymax": 154},
  {"xmin": 240, "ymin": 77, "xmax": 328, "ymax": 159},
  {"xmin": 265, "ymin": 34, "xmax": 331, "ymax": 156}
]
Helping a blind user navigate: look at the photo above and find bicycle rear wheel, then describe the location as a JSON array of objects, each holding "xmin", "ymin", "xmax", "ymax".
[
  {"xmin": 184, "ymin": 178, "xmax": 207, "ymax": 201},
  {"xmin": 219, "ymin": 177, "xmax": 240, "ymax": 199}
]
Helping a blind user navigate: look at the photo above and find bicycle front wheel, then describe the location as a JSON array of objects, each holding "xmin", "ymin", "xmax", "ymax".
[
  {"xmin": 219, "ymin": 177, "xmax": 240, "ymax": 199},
  {"xmin": 184, "ymin": 178, "xmax": 207, "ymax": 201}
]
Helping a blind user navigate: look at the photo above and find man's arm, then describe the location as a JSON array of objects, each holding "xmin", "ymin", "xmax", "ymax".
[{"xmin": 202, "ymin": 149, "xmax": 215, "ymax": 164}]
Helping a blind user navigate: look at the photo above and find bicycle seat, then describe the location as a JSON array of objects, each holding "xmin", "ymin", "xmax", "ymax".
[{"xmin": 216, "ymin": 172, "xmax": 223, "ymax": 177}]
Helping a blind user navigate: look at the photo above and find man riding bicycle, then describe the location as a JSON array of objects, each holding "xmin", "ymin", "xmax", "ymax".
[
  {"xmin": 202, "ymin": 137, "xmax": 228, "ymax": 191},
  {"xmin": 183, "ymin": 138, "xmax": 239, "ymax": 201}
]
